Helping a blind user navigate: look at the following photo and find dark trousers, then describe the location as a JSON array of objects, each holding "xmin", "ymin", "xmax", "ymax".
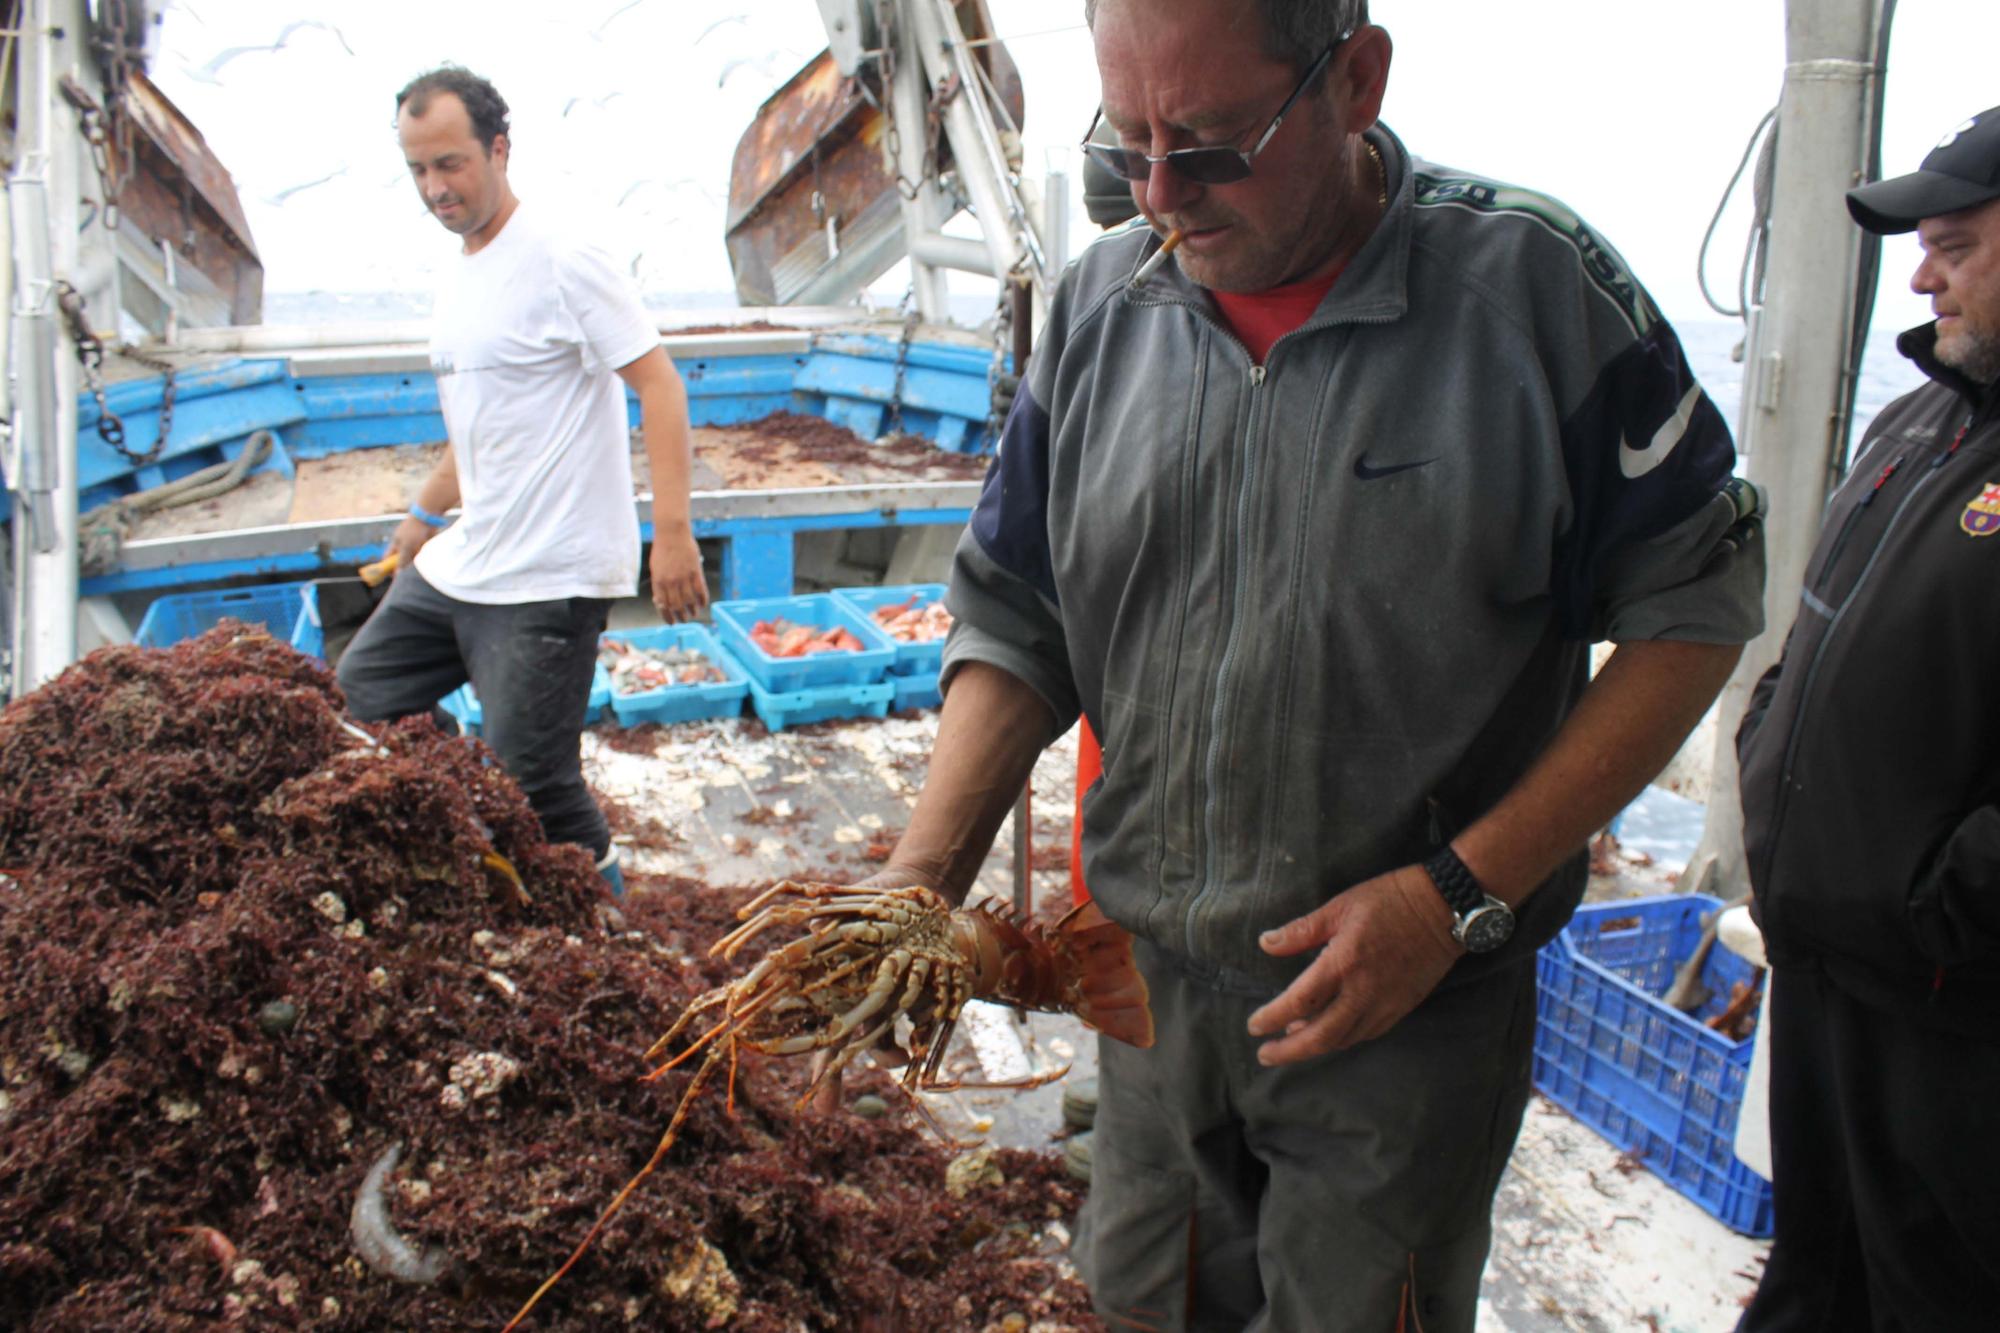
[
  {"xmin": 1740, "ymin": 966, "xmax": 2000, "ymax": 1331},
  {"xmin": 335, "ymin": 565, "xmax": 612, "ymax": 857},
  {"xmin": 1076, "ymin": 947, "xmax": 1536, "ymax": 1332}
]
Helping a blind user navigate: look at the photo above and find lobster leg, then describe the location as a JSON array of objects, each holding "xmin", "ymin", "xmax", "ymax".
[{"xmin": 502, "ymin": 1044, "xmax": 728, "ymax": 1333}]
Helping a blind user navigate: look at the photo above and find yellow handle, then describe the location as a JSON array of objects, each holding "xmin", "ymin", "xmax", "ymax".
[{"xmin": 358, "ymin": 549, "xmax": 400, "ymax": 587}]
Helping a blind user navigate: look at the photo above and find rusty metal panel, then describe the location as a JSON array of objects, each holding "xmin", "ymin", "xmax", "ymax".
[
  {"xmin": 725, "ymin": 1, "xmax": 1023, "ymax": 308},
  {"xmin": 118, "ymin": 72, "xmax": 263, "ymax": 324}
]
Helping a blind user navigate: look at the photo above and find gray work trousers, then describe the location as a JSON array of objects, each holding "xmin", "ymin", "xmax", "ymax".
[
  {"xmin": 1076, "ymin": 943, "xmax": 1536, "ymax": 1332},
  {"xmin": 335, "ymin": 565, "xmax": 612, "ymax": 857}
]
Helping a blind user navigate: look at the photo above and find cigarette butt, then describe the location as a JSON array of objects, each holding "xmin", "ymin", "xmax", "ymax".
[{"xmin": 1132, "ymin": 228, "xmax": 1185, "ymax": 287}]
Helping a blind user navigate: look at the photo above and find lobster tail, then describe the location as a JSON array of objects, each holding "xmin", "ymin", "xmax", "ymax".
[
  {"xmin": 955, "ymin": 898, "xmax": 1154, "ymax": 1049},
  {"xmin": 1052, "ymin": 899, "xmax": 1154, "ymax": 1049}
]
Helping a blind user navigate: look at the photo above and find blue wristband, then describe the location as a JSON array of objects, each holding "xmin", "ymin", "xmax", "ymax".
[{"xmin": 409, "ymin": 503, "xmax": 449, "ymax": 530}]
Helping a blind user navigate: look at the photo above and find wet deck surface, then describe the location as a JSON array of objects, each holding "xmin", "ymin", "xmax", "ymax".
[
  {"xmin": 580, "ymin": 705, "xmax": 1767, "ymax": 1331},
  {"xmin": 121, "ymin": 421, "xmax": 988, "ymax": 543}
]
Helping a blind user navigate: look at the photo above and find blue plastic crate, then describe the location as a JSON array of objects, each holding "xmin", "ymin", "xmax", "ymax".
[
  {"xmin": 711, "ymin": 593, "xmax": 896, "ymax": 693},
  {"xmin": 891, "ymin": 670, "xmax": 942, "ymax": 712},
  {"xmin": 441, "ymin": 666, "xmax": 613, "ymax": 738},
  {"xmin": 1534, "ymin": 894, "xmax": 1774, "ymax": 1237},
  {"xmin": 829, "ymin": 583, "xmax": 951, "ymax": 677},
  {"xmin": 747, "ymin": 676, "xmax": 894, "ymax": 731},
  {"xmin": 602, "ymin": 624, "xmax": 750, "ymax": 726},
  {"xmin": 135, "ymin": 581, "xmax": 313, "ymax": 649}
]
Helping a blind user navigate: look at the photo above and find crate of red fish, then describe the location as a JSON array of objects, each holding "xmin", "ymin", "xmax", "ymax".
[
  {"xmin": 441, "ymin": 666, "xmax": 613, "ymax": 738},
  {"xmin": 599, "ymin": 624, "xmax": 750, "ymax": 726},
  {"xmin": 830, "ymin": 583, "xmax": 953, "ymax": 677},
  {"xmin": 710, "ymin": 594, "xmax": 897, "ymax": 693}
]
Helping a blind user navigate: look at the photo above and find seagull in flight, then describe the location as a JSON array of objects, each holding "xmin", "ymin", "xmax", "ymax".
[
  {"xmin": 180, "ymin": 20, "xmax": 353, "ymax": 85},
  {"xmin": 595, "ymin": 0, "xmax": 646, "ymax": 34},
  {"xmin": 696, "ymin": 15, "xmax": 747, "ymax": 44},
  {"xmin": 717, "ymin": 54, "xmax": 779, "ymax": 89},
  {"xmin": 562, "ymin": 91, "xmax": 624, "ymax": 118},
  {"xmin": 616, "ymin": 178, "xmax": 697, "ymax": 207},
  {"xmin": 263, "ymin": 164, "xmax": 348, "ymax": 205}
]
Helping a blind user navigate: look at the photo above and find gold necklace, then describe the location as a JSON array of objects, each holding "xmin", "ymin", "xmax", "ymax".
[{"xmin": 1364, "ymin": 141, "xmax": 1388, "ymax": 211}]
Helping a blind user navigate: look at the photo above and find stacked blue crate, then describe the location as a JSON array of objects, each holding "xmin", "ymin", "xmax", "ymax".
[
  {"xmin": 1533, "ymin": 894, "xmax": 1774, "ymax": 1236},
  {"xmin": 829, "ymin": 583, "xmax": 947, "ymax": 710},
  {"xmin": 710, "ymin": 593, "xmax": 899, "ymax": 730}
]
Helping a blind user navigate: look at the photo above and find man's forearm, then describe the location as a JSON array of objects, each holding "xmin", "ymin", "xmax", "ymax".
[
  {"xmin": 415, "ymin": 447, "xmax": 460, "ymax": 514},
  {"xmin": 1454, "ymin": 638, "xmax": 1742, "ymax": 905},
  {"xmin": 640, "ymin": 377, "xmax": 694, "ymax": 535},
  {"xmin": 887, "ymin": 661, "xmax": 1059, "ymax": 904}
]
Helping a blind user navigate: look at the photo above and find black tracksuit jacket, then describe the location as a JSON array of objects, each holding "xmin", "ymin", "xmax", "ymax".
[{"xmin": 1738, "ymin": 323, "xmax": 2000, "ymax": 1040}]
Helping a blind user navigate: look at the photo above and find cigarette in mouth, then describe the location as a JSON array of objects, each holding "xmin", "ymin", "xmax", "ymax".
[{"xmin": 1132, "ymin": 227, "xmax": 1185, "ymax": 287}]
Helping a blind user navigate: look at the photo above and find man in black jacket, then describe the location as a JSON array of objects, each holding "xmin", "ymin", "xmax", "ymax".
[{"xmin": 1738, "ymin": 106, "xmax": 2000, "ymax": 1329}]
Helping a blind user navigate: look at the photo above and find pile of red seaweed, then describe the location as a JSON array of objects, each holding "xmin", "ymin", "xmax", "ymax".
[{"xmin": 0, "ymin": 625, "xmax": 1096, "ymax": 1331}]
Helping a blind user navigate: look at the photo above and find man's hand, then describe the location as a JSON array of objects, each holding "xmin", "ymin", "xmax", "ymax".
[
  {"xmin": 649, "ymin": 524, "xmax": 707, "ymax": 622},
  {"xmin": 387, "ymin": 514, "xmax": 441, "ymax": 574},
  {"xmin": 1246, "ymin": 864, "xmax": 1464, "ymax": 1064}
]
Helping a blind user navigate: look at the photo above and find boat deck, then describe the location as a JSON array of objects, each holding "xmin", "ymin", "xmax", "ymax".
[
  {"xmin": 116, "ymin": 417, "xmax": 990, "ymax": 545},
  {"xmin": 77, "ymin": 321, "xmax": 1002, "ymax": 599},
  {"xmin": 579, "ymin": 707, "xmax": 1767, "ymax": 1332}
]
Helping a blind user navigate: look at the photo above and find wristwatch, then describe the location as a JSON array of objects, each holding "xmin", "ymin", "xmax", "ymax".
[{"xmin": 1422, "ymin": 845, "xmax": 1516, "ymax": 953}]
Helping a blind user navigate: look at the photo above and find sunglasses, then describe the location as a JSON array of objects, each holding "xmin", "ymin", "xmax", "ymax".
[{"xmin": 1080, "ymin": 35, "xmax": 1347, "ymax": 186}]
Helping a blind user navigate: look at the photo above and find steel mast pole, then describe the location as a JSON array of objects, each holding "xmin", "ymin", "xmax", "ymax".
[
  {"xmin": 1682, "ymin": 0, "xmax": 1890, "ymax": 897},
  {"xmin": 7, "ymin": 0, "xmax": 80, "ymax": 696}
]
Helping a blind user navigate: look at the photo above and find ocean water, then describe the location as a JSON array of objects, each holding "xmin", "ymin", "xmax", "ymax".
[{"xmin": 1677, "ymin": 316, "xmax": 1930, "ymax": 471}]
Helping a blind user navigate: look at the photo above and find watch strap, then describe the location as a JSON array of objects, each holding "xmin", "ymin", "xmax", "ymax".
[{"xmin": 1423, "ymin": 845, "xmax": 1486, "ymax": 917}]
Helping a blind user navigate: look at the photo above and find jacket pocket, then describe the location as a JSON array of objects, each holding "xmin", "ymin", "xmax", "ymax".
[{"xmin": 1908, "ymin": 805, "xmax": 2000, "ymax": 969}]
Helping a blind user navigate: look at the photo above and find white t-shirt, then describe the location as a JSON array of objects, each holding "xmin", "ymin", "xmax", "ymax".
[{"xmin": 415, "ymin": 204, "xmax": 660, "ymax": 603}]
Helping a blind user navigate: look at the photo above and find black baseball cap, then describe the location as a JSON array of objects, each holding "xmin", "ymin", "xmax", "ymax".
[{"xmin": 1848, "ymin": 106, "xmax": 2000, "ymax": 234}]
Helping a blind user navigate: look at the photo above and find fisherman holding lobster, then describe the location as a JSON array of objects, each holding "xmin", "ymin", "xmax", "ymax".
[{"xmin": 866, "ymin": 1, "xmax": 1767, "ymax": 1327}]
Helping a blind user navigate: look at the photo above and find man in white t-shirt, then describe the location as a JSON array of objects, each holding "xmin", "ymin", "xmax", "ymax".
[{"xmin": 337, "ymin": 66, "xmax": 704, "ymax": 895}]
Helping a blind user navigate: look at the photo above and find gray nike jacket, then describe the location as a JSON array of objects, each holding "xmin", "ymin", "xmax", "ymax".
[{"xmin": 942, "ymin": 125, "xmax": 1765, "ymax": 993}]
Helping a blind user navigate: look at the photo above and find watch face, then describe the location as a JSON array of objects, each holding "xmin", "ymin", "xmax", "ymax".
[{"xmin": 1458, "ymin": 903, "xmax": 1516, "ymax": 954}]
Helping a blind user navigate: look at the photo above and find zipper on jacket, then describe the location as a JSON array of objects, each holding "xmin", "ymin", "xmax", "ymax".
[
  {"xmin": 1187, "ymin": 360, "xmax": 1266, "ymax": 957},
  {"xmin": 1812, "ymin": 454, "xmax": 1905, "ymax": 594},
  {"xmin": 1128, "ymin": 290, "xmax": 1395, "ymax": 957},
  {"xmin": 1930, "ymin": 421, "xmax": 1970, "ymax": 468},
  {"xmin": 1755, "ymin": 448, "xmax": 1951, "ymax": 893}
]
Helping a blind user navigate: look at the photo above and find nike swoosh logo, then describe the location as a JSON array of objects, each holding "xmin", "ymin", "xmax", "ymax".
[
  {"xmin": 1619, "ymin": 385, "xmax": 1704, "ymax": 478},
  {"xmin": 1353, "ymin": 455, "xmax": 1437, "ymax": 481}
]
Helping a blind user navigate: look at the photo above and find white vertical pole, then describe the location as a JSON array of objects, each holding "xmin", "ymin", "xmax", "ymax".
[
  {"xmin": 1683, "ymin": 0, "xmax": 1885, "ymax": 897},
  {"xmin": 907, "ymin": 0, "xmax": 1048, "ymax": 301},
  {"xmin": 9, "ymin": 0, "xmax": 79, "ymax": 695},
  {"xmin": 888, "ymin": 1, "xmax": 951, "ymax": 321}
]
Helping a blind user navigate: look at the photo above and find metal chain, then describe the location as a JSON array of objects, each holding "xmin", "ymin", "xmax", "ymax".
[
  {"xmin": 887, "ymin": 286, "xmax": 920, "ymax": 437},
  {"xmin": 74, "ymin": 0, "xmax": 137, "ymax": 231},
  {"xmin": 54, "ymin": 279, "xmax": 175, "ymax": 465},
  {"xmin": 77, "ymin": 105, "xmax": 120, "ymax": 232},
  {"xmin": 873, "ymin": 0, "xmax": 938, "ymax": 203}
]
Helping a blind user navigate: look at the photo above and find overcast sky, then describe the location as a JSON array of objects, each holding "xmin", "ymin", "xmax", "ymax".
[{"xmin": 150, "ymin": 0, "xmax": 1997, "ymax": 334}]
